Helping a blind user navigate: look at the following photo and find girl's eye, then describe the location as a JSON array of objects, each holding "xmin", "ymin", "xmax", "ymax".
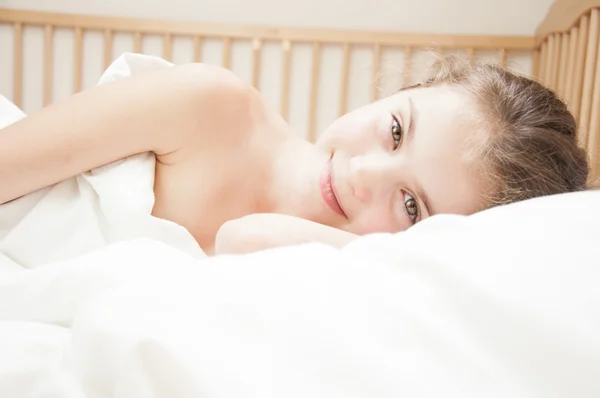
[
  {"xmin": 404, "ymin": 192, "xmax": 419, "ymax": 224},
  {"xmin": 391, "ymin": 116, "xmax": 403, "ymax": 150}
]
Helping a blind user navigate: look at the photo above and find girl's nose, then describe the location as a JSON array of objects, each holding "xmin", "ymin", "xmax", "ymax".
[{"xmin": 348, "ymin": 155, "xmax": 396, "ymax": 205}]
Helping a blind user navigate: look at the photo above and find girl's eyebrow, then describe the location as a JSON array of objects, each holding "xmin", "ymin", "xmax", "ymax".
[{"xmin": 406, "ymin": 97, "xmax": 417, "ymax": 144}]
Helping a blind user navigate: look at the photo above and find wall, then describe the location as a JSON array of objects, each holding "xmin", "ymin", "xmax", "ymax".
[
  {"xmin": 3, "ymin": 0, "xmax": 555, "ymax": 35},
  {"xmin": 0, "ymin": 0, "xmax": 554, "ymax": 139}
]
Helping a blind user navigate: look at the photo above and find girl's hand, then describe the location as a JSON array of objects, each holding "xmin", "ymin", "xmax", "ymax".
[{"xmin": 214, "ymin": 213, "xmax": 358, "ymax": 255}]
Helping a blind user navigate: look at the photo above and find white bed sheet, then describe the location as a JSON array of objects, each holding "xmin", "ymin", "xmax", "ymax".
[
  {"xmin": 1, "ymin": 53, "xmax": 599, "ymax": 398},
  {"xmin": 0, "ymin": 53, "xmax": 204, "ymax": 272}
]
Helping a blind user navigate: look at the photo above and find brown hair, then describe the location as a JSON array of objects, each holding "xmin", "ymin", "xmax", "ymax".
[{"xmin": 411, "ymin": 55, "xmax": 590, "ymax": 208}]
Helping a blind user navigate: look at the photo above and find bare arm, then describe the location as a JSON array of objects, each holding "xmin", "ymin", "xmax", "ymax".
[
  {"xmin": 0, "ymin": 63, "xmax": 254, "ymax": 205},
  {"xmin": 214, "ymin": 213, "xmax": 359, "ymax": 255}
]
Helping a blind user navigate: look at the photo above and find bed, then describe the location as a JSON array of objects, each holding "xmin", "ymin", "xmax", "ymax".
[{"xmin": 0, "ymin": 2, "xmax": 599, "ymax": 398}]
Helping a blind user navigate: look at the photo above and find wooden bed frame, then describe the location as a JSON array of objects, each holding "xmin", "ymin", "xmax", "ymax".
[
  {"xmin": 535, "ymin": 0, "xmax": 600, "ymax": 181},
  {"xmin": 1, "ymin": 0, "xmax": 599, "ymax": 179}
]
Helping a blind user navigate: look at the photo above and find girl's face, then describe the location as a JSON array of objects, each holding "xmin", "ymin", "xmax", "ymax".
[{"xmin": 313, "ymin": 84, "xmax": 484, "ymax": 235}]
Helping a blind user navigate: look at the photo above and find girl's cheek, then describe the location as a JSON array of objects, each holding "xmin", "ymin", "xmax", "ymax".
[{"xmin": 350, "ymin": 214, "xmax": 402, "ymax": 235}]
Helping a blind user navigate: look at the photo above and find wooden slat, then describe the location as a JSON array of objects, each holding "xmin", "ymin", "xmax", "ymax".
[
  {"xmin": 13, "ymin": 22, "xmax": 23, "ymax": 109},
  {"xmin": 280, "ymin": 40, "xmax": 291, "ymax": 119},
  {"xmin": 163, "ymin": 33, "xmax": 172, "ymax": 61},
  {"xmin": 133, "ymin": 31, "xmax": 142, "ymax": 53},
  {"xmin": 532, "ymin": 48, "xmax": 540, "ymax": 79},
  {"xmin": 557, "ymin": 33, "xmax": 569, "ymax": 95},
  {"xmin": 308, "ymin": 42, "xmax": 320, "ymax": 143},
  {"xmin": 578, "ymin": 9, "xmax": 600, "ymax": 149},
  {"xmin": 551, "ymin": 34, "xmax": 563, "ymax": 89},
  {"xmin": 103, "ymin": 29, "xmax": 112, "ymax": 69},
  {"xmin": 467, "ymin": 47, "xmax": 475, "ymax": 64},
  {"xmin": 570, "ymin": 14, "xmax": 589, "ymax": 120},
  {"xmin": 538, "ymin": 41, "xmax": 548, "ymax": 83},
  {"xmin": 372, "ymin": 43, "xmax": 381, "ymax": 101},
  {"xmin": 587, "ymin": 33, "xmax": 600, "ymax": 177},
  {"xmin": 193, "ymin": 36, "xmax": 202, "ymax": 62},
  {"xmin": 222, "ymin": 37, "xmax": 231, "ymax": 69},
  {"xmin": 252, "ymin": 38, "xmax": 262, "ymax": 88},
  {"xmin": 403, "ymin": 46, "xmax": 412, "ymax": 86},
  {"xmin": 338, "ymin": 43, "xmax": 350, "ymax": 116},
  {"xmin": 553, "ymin": 34, "xmax": 564, "ymax": 88},
  {"xmin": 0, "ymin": 8, "xmax": 536, "ymax": 49},
  {"xmin": 73, "ymin": 27, "xmax": 83, "ymax": 92},
  {"xmin": 44, "ymin": 24, "xmax": 53, "ymax": 106},
  {"xmin": 564, "ymin": 26, "xmax": 579, "ymax": 104},
  {"xmin": 545, "ymin": 35, "xmax": 556, "ymax": 88},
  {"xmin": 499, "ymin": 48, "xmax": 507, "ymax": 67}
]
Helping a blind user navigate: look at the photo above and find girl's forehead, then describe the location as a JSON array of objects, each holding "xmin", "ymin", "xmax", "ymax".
[{"xmin": 405, "ymin": 86, "xmax": 485, "ymax": 215}]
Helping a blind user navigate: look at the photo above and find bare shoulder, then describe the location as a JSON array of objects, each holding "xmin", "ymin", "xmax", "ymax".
[
  {"xmin": 159, "ymin": 63, "xmax": 276, "ymax": 155},
  {"xmin": 168, "ymin": 62, "xmax": 253, "ymax": 104}
]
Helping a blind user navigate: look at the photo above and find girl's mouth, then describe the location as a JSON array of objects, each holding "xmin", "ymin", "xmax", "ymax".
[{"xmin": 320, "ymin": 157, "xmax": 348, "ymax": 219}]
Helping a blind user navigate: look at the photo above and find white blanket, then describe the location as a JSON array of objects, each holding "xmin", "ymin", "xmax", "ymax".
[
  {"xmin": 0, "ymin": 53, "xmax": 204, "ymax": 272},
  {"xmin": 1, "ymin": 54, "xmax": 599, "ymax": 398}
]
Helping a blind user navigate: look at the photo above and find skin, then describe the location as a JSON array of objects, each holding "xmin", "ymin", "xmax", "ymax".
[
  {"xmin": 0, "ymin": 63, "xmax": 483, "ymax": 255},
  {"xmin": 217, "ymin": 83, "xmax": 484, "ymax": 254}
]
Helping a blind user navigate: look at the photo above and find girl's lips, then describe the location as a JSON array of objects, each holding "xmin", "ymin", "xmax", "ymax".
[{"xmin": 320, "ymin": 157, "xmax": 348, "ymax": 219}]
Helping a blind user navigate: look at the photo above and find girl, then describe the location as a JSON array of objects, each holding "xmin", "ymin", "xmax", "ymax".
[{"xmin": 0, "ymin": 56, "xmax": 590, "ymax": 255}]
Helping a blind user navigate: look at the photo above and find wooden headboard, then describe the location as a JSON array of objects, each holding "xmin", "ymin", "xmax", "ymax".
[{"xmin": 534, "ymin": 0, "xmax": 600, "ymax": 181}]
